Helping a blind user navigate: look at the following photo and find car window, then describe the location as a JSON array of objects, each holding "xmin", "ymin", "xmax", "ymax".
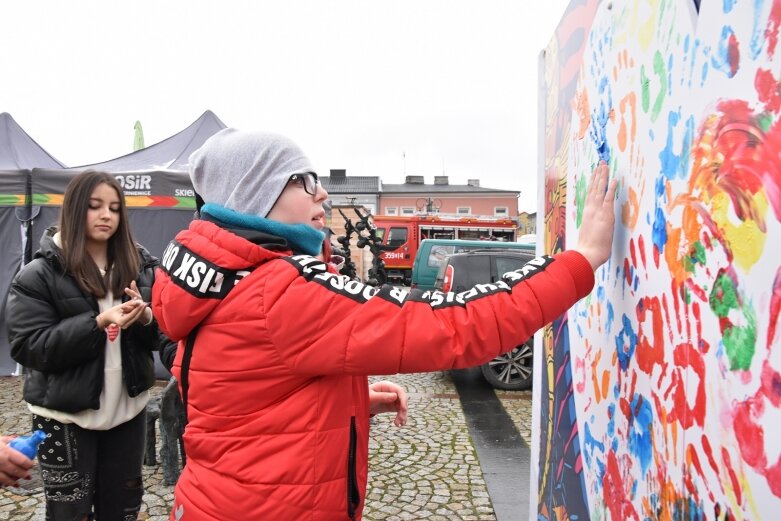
[
  {"xmin": 450, "ymin": 255, "xmax": 491, "ymax": 292},
  {"xmin": 428, "ymin": 245, "xmax": 456, "ymax": 268},
  {"xmin": 494, "ymin": 254, "xmax": 535, "ymax": 279}
]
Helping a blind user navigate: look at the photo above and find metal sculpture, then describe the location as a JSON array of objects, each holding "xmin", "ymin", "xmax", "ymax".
[{"xmin": 336, "ymin": 206, "xmax": 389, "ymax": 286}]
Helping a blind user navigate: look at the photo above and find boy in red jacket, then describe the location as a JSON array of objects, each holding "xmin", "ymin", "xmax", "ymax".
[{"xmin": 153, "ymin": 129, "xmax": 616, "ymax": 521}]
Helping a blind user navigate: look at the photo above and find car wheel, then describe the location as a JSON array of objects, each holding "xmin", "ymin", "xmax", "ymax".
[{"xmin": 480, "ymin": 339, "xmax": 533, "ymax": 391}]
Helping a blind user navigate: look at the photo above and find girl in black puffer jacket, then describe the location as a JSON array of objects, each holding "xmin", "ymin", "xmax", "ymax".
[{"xmin": 5, "ymin": 170, "xmax": 169, "ymax": 521}]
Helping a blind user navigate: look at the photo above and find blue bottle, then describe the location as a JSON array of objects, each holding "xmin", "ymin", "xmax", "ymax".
[{"xmin": 8, "ymin": 430, "xmax": 46, "ymax": 459}]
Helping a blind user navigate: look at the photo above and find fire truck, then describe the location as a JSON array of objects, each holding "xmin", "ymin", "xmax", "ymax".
[{"xmin": 372, "ymin": 215, "xmax": 518, "ymax": 285}]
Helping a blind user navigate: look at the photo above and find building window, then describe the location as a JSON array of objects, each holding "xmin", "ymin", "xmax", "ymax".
[
  {"xmin": 494, "ymin": 207, "xmax": 508, "ymax": 216},
  {"xmin": 385, "ymin": 207, "xmax": 398, "ymax": 216},
  {"xmin": 401, "ymin": 207, "xmax": 415, "ymax": 215},
  {"xmin": 456, "ymin": 207, "xmax": 471, "ymax": 215}
]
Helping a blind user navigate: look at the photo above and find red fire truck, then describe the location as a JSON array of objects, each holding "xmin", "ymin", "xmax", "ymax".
[{"xmin": 372, "ymin": 215, "xmax": 518, "ymax": 285}]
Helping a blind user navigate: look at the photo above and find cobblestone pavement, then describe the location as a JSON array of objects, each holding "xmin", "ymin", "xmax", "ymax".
[{"xmin": 1, "ymin": 374, "xmax": 532, "ymax": 520}]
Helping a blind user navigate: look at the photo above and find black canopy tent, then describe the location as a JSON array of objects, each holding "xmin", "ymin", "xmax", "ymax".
[
  {"xmin": 0, "ymin": 113, "xmax": 64, "ymax": 376},
  {"xmin": 30, "ymin": 110, "xmax": 227, "ymax": 377},
  {"xmin": 30, "ymin": 110, "xmax": 226, "ymax": 261}
]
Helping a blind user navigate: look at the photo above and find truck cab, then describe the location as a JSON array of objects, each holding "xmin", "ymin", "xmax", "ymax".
[{"xmin": 373, "ymin": 223, "xmax": 415, "ymax": 284}]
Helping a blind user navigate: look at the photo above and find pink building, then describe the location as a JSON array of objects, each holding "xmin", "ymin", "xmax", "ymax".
[
  {"xmin": 378, "ymin": 175, "xmax": 519, "ymax": 218},
  {"xmin": 321, "ymin": 171, "xmax": 521, "ymax": 220}
]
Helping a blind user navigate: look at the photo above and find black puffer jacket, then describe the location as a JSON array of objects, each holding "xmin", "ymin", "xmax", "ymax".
[{"xmin": 5, "ymin": 228, "xmax": 167, "ymax": 413}]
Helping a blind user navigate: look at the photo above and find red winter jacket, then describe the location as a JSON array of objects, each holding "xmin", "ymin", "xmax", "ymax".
[{"xmin": 152, "ymin": 219, "xmax": 594, "ymax": 521}]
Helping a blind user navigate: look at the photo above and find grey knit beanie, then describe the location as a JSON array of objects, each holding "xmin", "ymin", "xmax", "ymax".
[{"xmin": 189, "ymin": 128, "xmax": 316, "ymax": 218}]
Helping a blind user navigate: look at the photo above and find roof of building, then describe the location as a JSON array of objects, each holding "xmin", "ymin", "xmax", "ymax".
[
  {"xmin": 321, "ymin": 175, "xmax": 381, "ymax": 194},
  {"xmin": 380, "ymin": 182, "xmax": 518, "ymax": 195},
  {"xmin": 321, "ymin": 175, "xmax": 519, "ymax": 196}
]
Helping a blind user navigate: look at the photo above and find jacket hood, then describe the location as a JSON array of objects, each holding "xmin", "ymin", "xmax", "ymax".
[
  {"xmin": 200, "ymin": 211, "xmax": 291, "ymax": 252},
  {"xmin": 153, "ymin": 219, "xmax": 286, "ymax": 341},
  {"xmin": 35, "ymin": 226, "xmax": 65, "ymax": 268}
]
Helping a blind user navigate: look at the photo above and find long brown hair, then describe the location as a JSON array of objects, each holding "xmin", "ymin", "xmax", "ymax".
[{"xmin": 59, "ymin": 170, "xmax": 139, "ymax": 298}]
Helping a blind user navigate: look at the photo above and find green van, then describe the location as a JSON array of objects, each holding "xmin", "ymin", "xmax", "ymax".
[{"xmin": 410, "ymin": 239, "xmax": 536, "ymax": 290}]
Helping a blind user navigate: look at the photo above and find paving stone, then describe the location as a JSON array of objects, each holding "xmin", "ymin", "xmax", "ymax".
[{"xmin": 1, "ymin": 372, "xmax": 531, "ymax": 520}]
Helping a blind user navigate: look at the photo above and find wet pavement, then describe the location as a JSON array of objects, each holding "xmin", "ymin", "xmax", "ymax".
[
  {"xmin": 451, "ymin": 368, "xmax": 531, "ymax": 521},
  {"xmin": 0, "ymin": 372, "xmax": 533, "ymax": 520}
]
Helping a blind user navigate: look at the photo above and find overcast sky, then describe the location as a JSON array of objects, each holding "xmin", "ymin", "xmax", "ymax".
[{"xmin": 3, "ymin": 0, "xmax": 569, "ymax": 212}]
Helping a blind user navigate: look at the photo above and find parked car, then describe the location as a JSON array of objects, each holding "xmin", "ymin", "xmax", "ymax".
[
  {"xmin": 434, "ymin": 249, "xmax": 537, "ymax": 391},
  {"xmin": 410, "ymin": 239, "xmax": 535, "ymax": 291}
]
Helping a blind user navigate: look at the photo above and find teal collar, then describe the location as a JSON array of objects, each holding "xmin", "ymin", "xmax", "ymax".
[{"xmin": 201, "ymin": 204, "xmax": 325, "ymax": 256}]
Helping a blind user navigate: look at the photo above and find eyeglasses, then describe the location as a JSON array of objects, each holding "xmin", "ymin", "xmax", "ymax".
[{"xmin": 289, "ymin": 173, "xmax": 320, "ymax": 196}]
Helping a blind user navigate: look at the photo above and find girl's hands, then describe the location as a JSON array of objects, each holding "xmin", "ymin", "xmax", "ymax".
[
  {"xmin": 95, "ymin": 281, "xmax": 152, "ymax": 330},
  {"xmin": 123, "ymin": 281, "xmax": 153, "ymax": 326},
  {"xmin": 96, "ymin": 300, "xmax": 147, "ymax": 330}
]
